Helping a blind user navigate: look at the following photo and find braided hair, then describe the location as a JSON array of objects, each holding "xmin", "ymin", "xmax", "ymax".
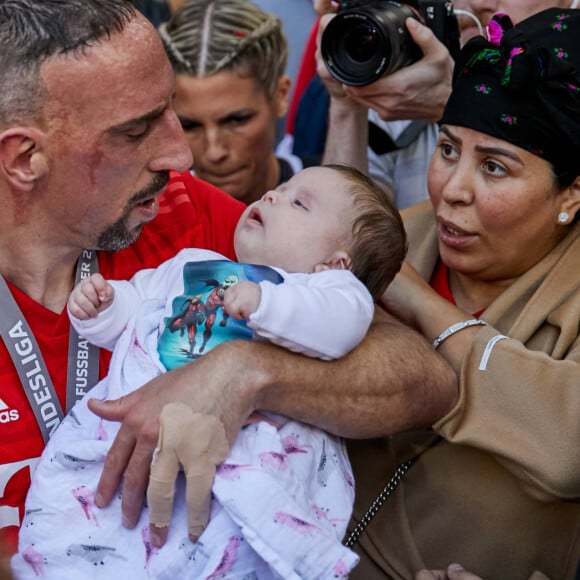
[{"xmin": 159, "ymin": 0, "xmax": 287, "ymax": 99}]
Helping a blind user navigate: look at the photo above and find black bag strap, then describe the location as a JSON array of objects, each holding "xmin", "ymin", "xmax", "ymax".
[
  {"xmin": 368, "ymin": 120, "xmax": 430, "ymax": 155},
  {"xmin": 343, "ymin": 435, "xmax": 442, "ymax": 548}
]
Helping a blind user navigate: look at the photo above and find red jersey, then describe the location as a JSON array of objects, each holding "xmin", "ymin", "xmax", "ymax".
[{"xmin": 0, "ymin": 171, "xmax": 244, "ymax": 555}]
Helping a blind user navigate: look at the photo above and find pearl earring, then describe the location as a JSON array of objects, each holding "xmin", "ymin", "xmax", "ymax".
[{"xmin": 558, "ymin": 212, "xmax": 570, "ymax": 224}]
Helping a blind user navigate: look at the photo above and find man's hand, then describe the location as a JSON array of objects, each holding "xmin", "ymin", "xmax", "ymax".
[
  {"xmin": 88, "ymin": 342, "xmax": 256, "ymax": 547},
  {"xmin": 316, "ymin": 12, "xmax": 355, "ymax": 103}
]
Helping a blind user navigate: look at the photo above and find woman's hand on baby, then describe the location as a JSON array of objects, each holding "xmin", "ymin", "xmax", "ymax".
[
  {"xmin": 222, "ymin": 281, "xmax": 261, "ymax": 320},
  {"xmin": 67, "ymin": 273, "xmax": 114, "ymax": 319}
]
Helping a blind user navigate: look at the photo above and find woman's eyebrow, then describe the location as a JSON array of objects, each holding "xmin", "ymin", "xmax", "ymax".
[
  {"xmin": 440, "ymin": 126, "xmax": 523, "ymax": 165},
  {"xmin": 440, "ymin": 126, "xmax": 460, "ymax": 144},
  {"xmin": 474, "ymin": 145, "xmax": 523, "ymax": 165},
  {"xmin": 218, "ymin": 109, "xmax": 254, "ymax": 123}
]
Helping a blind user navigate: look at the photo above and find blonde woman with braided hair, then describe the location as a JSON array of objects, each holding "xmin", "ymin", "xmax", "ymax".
[{"xmin": 159, "ymin": 0, "xmax": 302, "ymax": 205}]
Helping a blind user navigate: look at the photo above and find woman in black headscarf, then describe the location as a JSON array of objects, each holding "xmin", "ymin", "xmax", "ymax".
[{"xmin": 348, "ymin": 8, "xmax": 580, "ymax": 579}]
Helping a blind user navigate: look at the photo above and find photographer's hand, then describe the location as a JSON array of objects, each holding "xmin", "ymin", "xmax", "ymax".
[
  {"xmin": 343, "ymin": 18, "xmax": 453, "ymax": 122},
  {"xmin": 316, "ymin": 12, "xmax": 357, "ymax": 104},
  {"xmin": 313, "ymin": 0, "xmax": 335, "ymax": 15}
]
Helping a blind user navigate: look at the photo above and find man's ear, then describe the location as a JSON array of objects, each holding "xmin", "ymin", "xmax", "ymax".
[
  {"xmin": 313, "ymin": 250, "xmax": 353, "ymax": 273},
  {"xmin": 274, "ymin": 74, "xmax": 292, "ymax": 118},
  {"xmin": 0, "ymin": 128, "xmax": 48, "ymax": 191},
  {"xmin": 559, "ymin": 176, "xmax": 580, "ymax": 223}
]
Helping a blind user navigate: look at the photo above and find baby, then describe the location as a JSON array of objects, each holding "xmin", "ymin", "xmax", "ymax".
[{"xmin": 13, "ymin": 165, "xmax": 407, "ymax": 580}]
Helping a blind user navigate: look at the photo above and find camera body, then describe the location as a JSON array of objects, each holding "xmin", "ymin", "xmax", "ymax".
[{"xmin": 321, "ymin": 0, "xmax": 460, "ymax": 86}]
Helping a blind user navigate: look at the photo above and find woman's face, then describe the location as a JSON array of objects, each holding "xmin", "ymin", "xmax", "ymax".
[
  {"xmin": 427, "ymin": 125, "xmax": 572, "ymax": 283},
  {"xmin": 173, "ymin": 70, "xmax": 289, "ymax": 205}
]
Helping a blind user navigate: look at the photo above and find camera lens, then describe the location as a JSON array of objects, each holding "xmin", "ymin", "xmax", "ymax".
[
  {"xmin": 321, "ymin": 2, "xmax": 422, "ymax": 87},
  {"xmin": 344, "ymin": 22, "xmax": 381, "ymax": 63}
]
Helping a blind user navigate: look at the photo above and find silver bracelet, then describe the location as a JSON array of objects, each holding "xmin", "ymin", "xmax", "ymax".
[{"xmin": 432, "ymin": 318, "xmax": 488, "ymax": 350}]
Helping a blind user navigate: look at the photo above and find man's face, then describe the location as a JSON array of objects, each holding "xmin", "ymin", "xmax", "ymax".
[{"xmin": 39, "ymin": 13, "xmax": 192, "ymax": 251}]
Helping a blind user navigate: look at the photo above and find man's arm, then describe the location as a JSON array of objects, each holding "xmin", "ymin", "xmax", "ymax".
[
  {"xmin": 254, "ymin": 306, "xmax": 456, "ymax": 437},
  {"xmin": 89, "ymin": 307, "xmax": 456, "ymax": 538},
  {"xmin": 91, "ymin": 306, "xmax": 455, "ymax": 489}
]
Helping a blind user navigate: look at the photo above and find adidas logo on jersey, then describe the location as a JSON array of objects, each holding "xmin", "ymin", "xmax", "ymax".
[{"xmin": 0, "ymin": 398, "xmax": 19, "ymax": 423}]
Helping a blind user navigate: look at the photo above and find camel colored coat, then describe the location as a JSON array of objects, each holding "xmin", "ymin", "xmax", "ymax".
[{"xmin": 348, "ymin": 200, "xmax": 580, "ymax": 580}]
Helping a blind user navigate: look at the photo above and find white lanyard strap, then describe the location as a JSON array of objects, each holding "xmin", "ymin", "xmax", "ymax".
[{"xmin": 66, "ymin": 249, "xmax": 100, "ymax": 410}]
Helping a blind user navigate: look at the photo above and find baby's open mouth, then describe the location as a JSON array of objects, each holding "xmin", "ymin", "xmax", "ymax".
[{"xmin": 248, "ymin": 207, "xmax": 263, "ymax": 225}]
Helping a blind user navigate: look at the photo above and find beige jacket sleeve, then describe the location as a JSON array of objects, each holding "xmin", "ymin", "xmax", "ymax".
[{"xmin": 404, "ymin": 201, "xmax": 580, "ymax": 500}]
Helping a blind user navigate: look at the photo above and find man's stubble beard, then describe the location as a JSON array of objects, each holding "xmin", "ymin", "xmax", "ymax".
[{"xmin": 96, "ymin": 171, "xmax": 169, "ymax": 252}]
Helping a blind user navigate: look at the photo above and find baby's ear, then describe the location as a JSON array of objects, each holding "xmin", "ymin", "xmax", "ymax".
[{"xmin": 314, "ymin": 251, "xmax": 353, "ymax": 273}]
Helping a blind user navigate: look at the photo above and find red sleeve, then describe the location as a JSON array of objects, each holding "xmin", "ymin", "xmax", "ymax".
[
  {"xmin": 286, "ymin": 18, "xmax": 321, "ymax": 135},
  {"xmin": 99, "ymin": 171, "xmax": 245, "ymax": 280}
]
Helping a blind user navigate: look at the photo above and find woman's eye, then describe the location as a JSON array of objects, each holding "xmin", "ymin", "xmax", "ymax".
[
  {"xmin": 178, "ymin": 118, "xmax": 200, "ymax": 132},
  {"xmin": 483, "ymin": 160, "xmax": 507, "ymax": 176},
  {"xmin": 225, "ymin": 114, "xmax": 253, "ymax": 127},
  {"xmin": 439, "ymin": 141, "xmax": 458, "ymax": 159}
]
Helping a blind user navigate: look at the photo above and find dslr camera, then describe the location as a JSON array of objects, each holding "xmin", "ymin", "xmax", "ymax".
[{"xmin": 321, "ymin": 0, "xmax": 460, "ymax": 86}]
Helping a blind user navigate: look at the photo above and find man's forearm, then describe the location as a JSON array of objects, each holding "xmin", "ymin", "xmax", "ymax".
[
  {"xmin": 245, "ymin": 307, "xmax": 458, "ymax": 438},
  {"xmin": 90, "ymin": 307, "xmax": 456, "ymax": 533}
]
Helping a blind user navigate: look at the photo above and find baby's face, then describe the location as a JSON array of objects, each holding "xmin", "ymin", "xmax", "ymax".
[{"xmin": 234, "ymin": 167, "xmax": 354, "ymax": 273}]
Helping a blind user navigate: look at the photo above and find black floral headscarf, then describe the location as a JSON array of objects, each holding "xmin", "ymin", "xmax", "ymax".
[{"xmin": 440, "ymin": 8, "xmax": 580, "ymax": 183}]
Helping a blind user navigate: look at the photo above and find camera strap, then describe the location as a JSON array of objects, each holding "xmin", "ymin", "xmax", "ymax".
[{"xmin": 368, "ymin": 120, "xmax": 430, "ymax": 155}]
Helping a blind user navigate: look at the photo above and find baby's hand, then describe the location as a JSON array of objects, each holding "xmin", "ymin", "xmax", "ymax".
[
  {"xmin": 222, "ymin": 281, "xmax": 261, "ymax": 320},
  {"xmin": 68, "ymin": 273, "xmax": 114, "ymax": 320}
]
